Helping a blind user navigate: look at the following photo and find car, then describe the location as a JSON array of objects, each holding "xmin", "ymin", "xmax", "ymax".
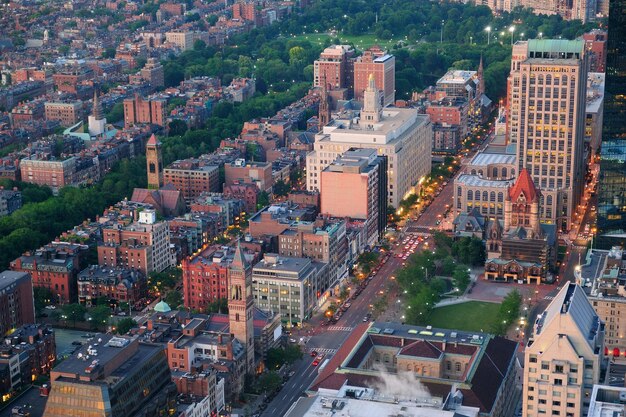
[
  {"xmin": 288, "ymin": 370, "xmax": 296, "ymax": 377},
  {"xmin": 363, "ymin": 316, "xmax": 369, "ymax": 322},
  {"xmin": 289, "ymin": 338, "xmax": 297, "ymax": 343},
  {"xmin": 44, "ymin": 305, "xmax": 56, "ymax": 310}
]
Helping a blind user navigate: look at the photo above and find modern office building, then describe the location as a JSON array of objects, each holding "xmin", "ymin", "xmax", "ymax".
[
  {"xmin": 320, "ymin": 149, "xmax": 387, "ymax": 245},
  {"xmin": 43, "ymin": 335, "xmax": 176, "ymax": 417},
  {"xmin": 251, "ymin": 253, "xmax": 324, "ymax": 327},
  {"xmin": 522, "ymin": 283, "xmax": 604, "ymax": 417},
  {"xmin": 597, "ymin": 0, "xmax": 626, "ymax": 248},
  {"xmin": 307, "ymin": 77, "xmax": 432, "ymax": 208},
  {"xmin": 508, "ymin": 39, "xmax": 588, "ymax": 232}
]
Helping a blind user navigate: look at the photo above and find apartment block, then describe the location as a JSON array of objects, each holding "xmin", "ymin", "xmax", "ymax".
[
  {"xmin": 164, "ymin": 159, "xmax": 220, "ymax": 200},
  {"xmin": 123, "ymin": 94, "xmax": 167, "ymax": 127},
  {"xmin": 522, "ymin": 283, "xmax": 604, "ymax": 417},
  {"xmin": 10, "ymin": 242, "xmax": 86, "ymax": 304},
  {"xmin": 508, "ymin": 39, "xmax": 588, "ymax": 232},
  {"xmin": 224, "ymin": 159, "xmax": 273, "ymax": 192},
  {"xmin": 140, "ymin": 58, "xmax": 164, "ymax": 88},
  {"xmin": 77, "ymin": 265, "xmax": 147, "ymax": 306},
  {"xmin": 97, "ymin": 209, "xmax": 175, "ymax": 275},
  {"xmin": 353, "ymin": 47, "xmax": 395, "ymax": 106},
  {"xmin": 0, "ymin": 271, "xmax": 35, "ymax": 336},
  {"xmin": 313, "ymin": 45, "xmax": 354, "ymax": 90},
  {"xmin": 0, "ymin": 188, "xmax": 22, "ymax": 217},
  {"xmin": 426, "ymin": 97, "xmax": 469, "ymax": 153},
  {"xmin": 44, "ymin": 101, "xmax": 82, "ymax": 126}
]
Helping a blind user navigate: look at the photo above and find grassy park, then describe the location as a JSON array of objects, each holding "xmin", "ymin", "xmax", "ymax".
[
  {"xmin": 428, "ymin": 301, "xmax": 500, "ymax": 333},
  {"xmin": 287, "ymin": 32, "xmax": 400, "ymax": 50}
]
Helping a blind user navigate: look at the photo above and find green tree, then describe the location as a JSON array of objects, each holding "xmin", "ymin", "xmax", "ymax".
[
  {"xmin": 168, "ymin": 119, "xmax": 188, "ymax": 136},
  {"xmin": 257, "ymin": 371, "xmax": 282, "ymax": 394},
  {"xmin": 205, "ymin": 297, "xmax": 229, "ymax": 314},
  {"xmin": 116, "ymin": 317, "xmax": 137, "ymax": 335},
  {"xmin": 106, "ymin": 102, "xmax": 124, "ymax": 123},
  {"xmin": 257, "ymin": 191, "xmax": 270, "ymax": 210},
  {"xmin": 33, "ymin": 287, "xmax": 54, "ymax": 313},
  {"xmin": 62, "ymin": 303, "xmax": 87, "ymax": 326},
  {"xmin": 452, "ymin": 265, "xmax": 471, "ymax": 292},
  {"xmin": 165, "ymin": 291, "xmax": 183, "ymax": 309},
  {"xmin": 272, "ymin": 180, "xmax": 290, "ymax": 197},
  {"xmin": 90, "ymin": 305, "xmax": 111, "ymax": 330}
]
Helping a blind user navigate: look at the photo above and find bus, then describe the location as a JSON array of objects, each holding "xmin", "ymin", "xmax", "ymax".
[{"xmin": 317, "ymin": 358, "xmax": 330, "ymax": 374}]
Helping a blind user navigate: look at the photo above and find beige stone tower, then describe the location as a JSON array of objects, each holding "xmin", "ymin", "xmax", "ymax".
[
  {"xmin": 228, "ymin": 242, "xmax": 255, "ymax": 374},
  {"xmin": 146, "ymin": 134, "xmax": 163, "ymax": 189}
]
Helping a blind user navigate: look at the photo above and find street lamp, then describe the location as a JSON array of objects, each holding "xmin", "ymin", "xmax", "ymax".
[
  {"xmin": 485, "ymin": 26, "xmax": 491, "ymax": 45},
  {"xmin": 440, "ymin": 20, "xmax": 445, "ymax": 43},
  {"xmin": 509, "ymin": 26, "xmax": 515, "ymax": 46},
  {"xmin": 539, "ymin": 32, "xmax": 543, "ymax": 39}
]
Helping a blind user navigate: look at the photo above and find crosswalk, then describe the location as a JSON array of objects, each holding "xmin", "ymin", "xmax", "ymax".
[
  {"xmin": 307, "ymin": 348, "xmax": 337, "ymax": 355},
  {"xmin": 544, "ymin": 295, "xmax": 554, "ymax": 300},
  {"xmin": 326, "ymin": 326, "xmax": 353, "ymax": 332}
]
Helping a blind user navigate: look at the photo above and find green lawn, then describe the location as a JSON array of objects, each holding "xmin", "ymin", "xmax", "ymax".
[
  {"xmin": 285, "ymin": 32, "xmax": 403, "ymax": 50},
  {"xmin": 428, "ymin": 301, "xmax": 500, "ymax": 333}
]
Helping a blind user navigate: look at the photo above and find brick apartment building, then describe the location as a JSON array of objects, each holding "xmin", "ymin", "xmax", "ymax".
[
  {"xmin": 353, "ymin": 47, "xmax": 395, "ymax": 106},
  {"xmin": 77, "ymin": 265, "xmax": 147, "ymax": 306},
  {"xmin": 0, "ymin": 271, "xmax": 35, "ymax": 336},
  {"xmin": 123, "ymin": 95, "xmax": 167, "ymax": 127},
  {"xmin": 98, "ymin": 209, "xmax": 174, "ymax": 275},
  {"xmin": 224, "ymin": 159, "xmax": 273, "ymax": 192},
  {"xmin": 44, "ymin": 101, "xmax": 83, "ymax": 126},
  {"xmin": 10, "ymin": 242, "xmax": 86, "ymax": 304},
  {"xmin": 164, "ymin": 160, "xmax": 220, "ymax": 200}
]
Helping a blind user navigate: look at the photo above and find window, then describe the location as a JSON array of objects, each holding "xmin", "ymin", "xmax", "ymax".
[
  {"xmin": 529, "ymin": 356, "xmax": 538, "ymax": 363},
  {"xmin": 555, "ymin": 365, "xmax": 564, "ymax": 373},
  {"xmin": 554, "ymin": 379, "xmax": 563, "ymax": 386},
  {"xmin": 541, "ymin": 362, "xmax": 549, "ymax": 370}
]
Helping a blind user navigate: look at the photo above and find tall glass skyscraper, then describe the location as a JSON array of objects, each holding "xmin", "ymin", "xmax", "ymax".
[{"xmin": 596, "ymin": 0, "xmax": 626, "ymax": 248}]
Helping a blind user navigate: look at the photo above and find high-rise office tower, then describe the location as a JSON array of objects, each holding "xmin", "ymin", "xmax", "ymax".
[
  {"xmin": 508, "ymin": 39, "xmax": 588, "ymax": 232},
  {"xmin": 597, "ymin": 0, "xmax": 626, "ymax": 248}
]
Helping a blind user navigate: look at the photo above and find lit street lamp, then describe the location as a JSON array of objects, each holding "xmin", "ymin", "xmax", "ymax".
[
  {"xmin": 509, "ymin": 26, "xmax": 515, "ymax": 46},
  {"xmin": 440, "ymin": 20, "xmax": 445, "ymax": 43},
  {"xmin": 485, "ymin": 26, "xmax": 491, "ymax": 45}
]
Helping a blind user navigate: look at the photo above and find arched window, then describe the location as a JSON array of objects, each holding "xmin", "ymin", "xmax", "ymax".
[
  {"xmin": 490, "ymin": 192, "xmax": 496, "ymax": 202},
  {"xmin": 497, "ymin": 192, "xmax": 503, "ymax": 202},
  {"xmin": 467, "ymin": 190, "xmax": 473, "ymax": 200},
  {"xmin": 502, "ymin": 168, "xmax": 507, "ymax": 178},
  {"xmin": 483, "ymin": 191, "xmax": 488, "ymax": 201},
  {"xmin": 546, "ymin": 195, "xmax": 553, "ymax": 206},
  {"xmin": 493, "ymin": 167, "xmax": 498, "ymax": 177},
  {"xmin": 457, "ymin": 187, "xmax": 462, "ymax": 197},
  {"xmin": 471, "ymin": 169, "xmax": 476, "ymax": 175}
]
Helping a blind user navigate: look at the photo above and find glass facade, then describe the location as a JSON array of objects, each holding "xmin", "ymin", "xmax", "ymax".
[{"xmin": 597, "ymin": 0, "xmax": 626, "ymax": 247}]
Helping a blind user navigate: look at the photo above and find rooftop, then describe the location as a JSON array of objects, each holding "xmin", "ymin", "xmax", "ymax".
[
  {"xmin": 456, "ymin": 174, "xmax": 512, "ymax": 188},
  {"xmin": 469, "ymin": 152, "xmax": 516, "ymax": 167},
  {"xmin": 253, "ymin": 254, "xmax": 313, "ymax": 275},
  {"xmin": 0, "ymin": 271, "xmax": 30, "ymax": 291},
  {"xmin": 436, "ymin": 70, "xmax": 477, "ymax": 85},
  {"xmin": 587, "ymin": 385, "xmax": 626, "ymax": 417}
]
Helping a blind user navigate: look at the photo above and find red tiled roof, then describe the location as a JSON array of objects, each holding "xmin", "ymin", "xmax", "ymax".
[
  {"xmin": 147, "ymin": 133, "xmax": 159, "ymax": 146},
  {"xmin": 430, "ymin": 341, "xmax": 478, "ymax": 356},
  {"xmin": 508, "ymin": 168, "xmax": 539, "ymax": 202},
  {"xmin": 398, "ymin": 340, "xmax": 442, "ymax": 359}
]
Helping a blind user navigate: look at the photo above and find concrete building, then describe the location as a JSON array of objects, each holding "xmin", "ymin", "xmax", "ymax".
[
  {"xmin": 224, "ymin": 159, "xmax": 273, "ymax": 192},
  {"xmin": 164, "ymin": 160, "xmax": 220, "ymax": 200},
  {"xmin": 123, "ymin": 94, "xmax": 167, "ymax": 127},
  {"xmin": 307, "ymin": 77, "xmax": 432, "ymax": 208},
  {"xmin": 310, "ymin": 322, "xmax": 518, "ymax": 417},
  {"xmin": 98, "ymin": 209, "xmax": 175, "ymax": 275},
  {"xmin": 522, "ymin": 283, "xmax": 604, "ymax": 417},
  {"xmin": 140, "ymin": 58, "xmax": 164, "ymax": 88},
  {"xmin": 508, "ymin": 39, "xmax": 588, "ymax": 232},
  {"xmin": 313, "ymin": 45, "xmax": 354, "ymax": 90},
  {"xmin": 77, "ymin": 265, "xmax": 147, "ymax": 306},
  {"xmin": 44, "ymin": 100, "xmax": 82, "ymax": 126},
  {"xmin": 353, "ymin": 48, "xmax": 395, "ymax": 106},
  {"xmin": 252, "ymin": 253, "xmax": 324, "ymax": 327},
  {"xmin": 320, "ymin": 149, "xmax": 387, "ymax": 245},
  {"xmin": 0, "ymin": 271, "xmax": 35, "ymax": 336},
  {"xmin": 587, "ymin": 385, "xmax": 626, "ymax": 417},
  {"xmin": 43, "ymin": 335, "xmax": 177, "ymax": 417},
  {"xmin": 166, "ymin": 31, "xmax": 194, "ymax": 51},
  {"xmin": 10, "ymin": 242, "xmax": 86, "ymax": 304},
  {"xmin": 483, "ymin": 0, "xmax": 596, "ymax": 23}
]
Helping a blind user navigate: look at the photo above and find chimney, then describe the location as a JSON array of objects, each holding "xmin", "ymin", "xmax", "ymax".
[
  {"xmin": 442, "ymin": 339, "xmax": 447, "ymax": 351},
  {"xmin": 218, "ymin": 334, "xmax": 223, "ymax": 344}
]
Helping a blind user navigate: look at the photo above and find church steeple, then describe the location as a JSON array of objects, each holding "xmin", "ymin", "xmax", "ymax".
[
  {"xmin": 88, "ymin": 87, "xmax": 106, "ymax": 137},
  {"xmin": 318, "ymin": 74, "xmax": 331, "ymax": 131},
  {"xmin": 477, "ymin": 55, "xmax": 485, "ymax": 97},
  {"xmin": 228, "ymin": 240, "xmax": 255, "ymax": 374},
  {"xmin": 92, "ymin": 89, "xmax": 103, "ymax": 120}
]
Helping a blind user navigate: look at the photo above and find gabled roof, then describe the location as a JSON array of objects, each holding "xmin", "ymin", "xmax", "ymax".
[
  {"xmin": 147, "ymin": 133, "xmax": 160, "ymax": 146},
  {"xmin": 508, "ymin": 168, "xmax": 539, "ymax": 202},
  {"xmin": 398, "ymin": 340, "xmax": 442, "ymax": 359}
]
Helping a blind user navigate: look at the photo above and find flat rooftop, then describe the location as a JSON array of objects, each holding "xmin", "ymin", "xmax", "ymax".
[
  {"xmin": 470, "ymin": 152, "xmax": 516, "ymax": 167},
  {"xmin": 456, "ymin": 174, "xmax": 512, "ymax": 188},
  {"xmin": 253, "ymin": 254, "xmax": 313, "ymax": 275},
  {"xmin": 0, "ymin": 271, "xmax": 30, "ymax": 291}
]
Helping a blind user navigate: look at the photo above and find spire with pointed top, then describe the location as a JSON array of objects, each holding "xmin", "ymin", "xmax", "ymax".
[
  {"xmin": 231, "ymin": 239, "xmax": 248, "ymax": 270},
  {"xmin": 92, "ymin": 88, "xmax": 104, "ymax": 121},
  {"xmin": 318, "ymin": 73, "xmax": 331, "ymax": 130},
  {"xmin": 477, "ymin": 55, "xmax": 485, "ymax": 97},
  {"xmin": 367, "ymin": 73, "xmax": 376, "ymax": 91}
]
